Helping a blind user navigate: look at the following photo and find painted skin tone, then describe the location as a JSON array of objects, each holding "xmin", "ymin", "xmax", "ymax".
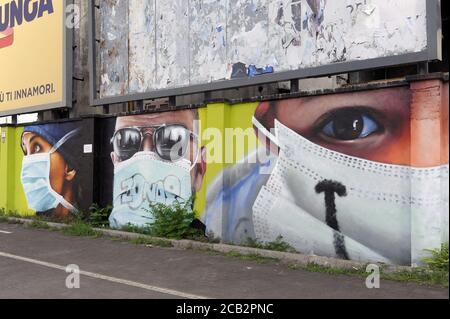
[
  {"xmin": 21, "ymin": 132, "xmax": 76, "ymax": 219},
  {"xmin": 255, "ymin": 86, "xmax": 449, "ymax": 167},
  {"xmin": 111, "ymin": 110, "xmax": 207, "ymax": 193}
]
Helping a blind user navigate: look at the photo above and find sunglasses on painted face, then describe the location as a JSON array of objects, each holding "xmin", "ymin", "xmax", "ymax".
[{"xmin": 111, "ymin": 124, "xmax": 198, "ymax": 162}]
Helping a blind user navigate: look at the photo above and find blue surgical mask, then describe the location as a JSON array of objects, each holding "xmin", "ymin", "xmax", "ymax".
[
  {"xmin": 109, "ymin": 151, "xmax": 193, "ymax": 229},
  {"xmin": 21, "ymin": 129, "xmax": 80, "ymax": 214}
]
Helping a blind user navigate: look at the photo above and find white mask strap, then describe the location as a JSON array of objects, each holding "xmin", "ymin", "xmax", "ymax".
[
  {"xmin": 48, "ymin": 128, "xmax": 80, "ymax": 214},
  {"xmin": 252, "ymin": 116, "xmax": 279, "ymax": 147},
  {"xmin": 61, "ymin": 199, "xmax": 78, "ymax": 213},
  {"xmin": 51, "ymin": 189, "xmax": 79, "ymax": 213},
  {"xmin": 50, "ymin": 128, "xmax": 81, "ymax": 154}
]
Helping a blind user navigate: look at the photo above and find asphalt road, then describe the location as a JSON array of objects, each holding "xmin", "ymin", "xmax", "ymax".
[{"xmin": 0, "ymin": 223, "xmax": 448, "ymax": 299}]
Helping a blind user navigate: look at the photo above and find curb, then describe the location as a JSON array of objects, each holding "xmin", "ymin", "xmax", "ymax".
[{"xmin": 5, "ymin": 217, "xmax": 412, "ymax": 274}]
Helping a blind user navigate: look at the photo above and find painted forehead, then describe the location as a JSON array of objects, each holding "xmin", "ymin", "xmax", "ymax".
[
  {"xmin": 271, "ymin": 86, "xmax": 410, "ymax": 114},
  {"xmin": 21, "ymin": 132, "xmax": 45, "ymax": 144},
  {"xmin": 115, "ymin": 110, "xmax": 195, "ymax": 130}
]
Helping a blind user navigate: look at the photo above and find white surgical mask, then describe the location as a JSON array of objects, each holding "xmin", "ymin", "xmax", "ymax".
[
  {"xmin": 253, "ymin": 120, "xmax": 449, "ymax": 265},
  {"xmin": 109, "ymin": 152, "xmax": 193, "ymax": 229},
  {"xmin": 21, "ymin": 129, "xmax": 80, "ymax": 214}
]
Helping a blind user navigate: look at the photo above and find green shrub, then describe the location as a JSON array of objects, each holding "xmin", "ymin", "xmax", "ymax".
[
  {"xmin": 146, "ymin": 198, "xmax": 203, "ymax": 240},
  {"xmin": 88, "ymin": 203, "xmax": 112, "ymax": 228},
  {"xmin": 422, "ymin": 242, "xmax": 449, "ymax": 271}
]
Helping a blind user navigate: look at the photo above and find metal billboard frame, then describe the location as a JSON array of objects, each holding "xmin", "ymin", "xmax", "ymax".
[
  {"xmin": 88, "ymin": 0, "xmax": 442, "ymax": 107},
  {"xmin": 0, "ymin": 0, "xmax": 73, "ymax": 117}
]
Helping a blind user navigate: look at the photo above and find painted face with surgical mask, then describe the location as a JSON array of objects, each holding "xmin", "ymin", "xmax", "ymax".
[
  {"xmin": 252, "ymin": 85, "xmax": 449, "ymax": 265},
  {"xmin": 109, "ymin": 110, "xmax": 207, "ymax": 229},
  {"xmin": 21, "ymin": 126, "xmax": 81, "ymax": 219}
]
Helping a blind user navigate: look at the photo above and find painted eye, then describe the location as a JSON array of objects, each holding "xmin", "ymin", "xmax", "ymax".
[
  {"xmin": 321, "ymin": 110, "xmax": 380, "ymax": 140},
  {"xmin": 31, "ymin": 143, "xmax": 42, "ymax": 154}
]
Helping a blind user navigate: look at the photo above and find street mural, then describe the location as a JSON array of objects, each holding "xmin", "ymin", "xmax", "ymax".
[
  {"xmin": 19, "ymin": 121, "xmax": 91, "ymax": 219},
  {"xmin": 107, "ymin": 109, "xmax": 207, "ymax": 229},
  {"xmin": 203, "ymin": 85, "xmax": 449, "ymax": 265},
  {"xmin": 0, "ymin": 80, "xmax": 448, "ymax": 266}
]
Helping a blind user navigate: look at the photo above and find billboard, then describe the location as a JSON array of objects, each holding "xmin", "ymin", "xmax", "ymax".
[
  {"xmin": 89, "ymin": 0, "xmax": 441, "ymax": 106},
  {"xmin": 0, "ymin": 0, "xmax": 72, "ymax": 116}
]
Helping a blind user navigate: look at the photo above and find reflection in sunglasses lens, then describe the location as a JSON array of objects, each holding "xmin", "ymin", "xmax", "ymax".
[
  {"xmin": 114, "ymin": 129, "xmax": 141, "ymax": 161},
  {"xmin": 155, "ymin": 126, "xmax": 189, "ymax": 161}
]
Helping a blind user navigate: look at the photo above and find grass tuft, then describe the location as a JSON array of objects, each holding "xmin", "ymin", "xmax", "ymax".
[
  {"xmin": 244, "ymin": 236, "xmax": 297, "ymax": 253},
  {"xmin": 288, "ymin": 262, "xmax": 449, "ymax": 288},
  {"xmin": 62, "ymin": 220, "xmax": 101, "ymax": 237},
  {"xmin": 26, "ymin": 220, "xmax": 52, "ymax": 230},
  {"xmin": 129, "ymin": 236, "xmax": 173, "ymax": 248},
  {"xmin": 225, "ymin": 251, "xmax": 279, "ymax": 264},
  {"xmin": 121, "ymin": 223, "xmax": 153, "ymax": 235}
]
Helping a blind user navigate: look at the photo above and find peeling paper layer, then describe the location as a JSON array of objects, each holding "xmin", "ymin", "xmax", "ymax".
[
  {"xmin": 100, "ymin": 0, "xmax": 129, "ymax": 98},
  {"xmin": 129, "ymin": 0, "xmax": 156, "ymax": 94},
  {"xmin": 99, "ymin": 0, "xmax": 429, "ymax": 97},
  {"xmin": 155, "ymin": 0, "xmax": 190, "ymax": 89},
  {"xmin": 190, "ymin": 0, "xmax": 228, "ymax": 85}
]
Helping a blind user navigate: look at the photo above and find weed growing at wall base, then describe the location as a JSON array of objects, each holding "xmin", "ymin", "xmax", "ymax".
[
  {"xmin": 422, "ymin": 242, "xmax": 449, "ymax": 272},
  {"xmin": 0, "ymin": 208, "xmax": 32, "ymax": 223},
  {"xmin": 288, "ymin": 263, "xmax": 449, "ymax": 288},
  {"xmin": 146, "ymin": 198, "xmax": 205, "ymax": 240},
  {"xmin": 26, "ymin": 219, "xmax": 52, "ymax": 230},
  {"xmin": 121, "ymin": 223, "xmax": 153, "ymax": 235},
  {"xmin": 0, "ymin": 208, "xmax": 24, "ymax": 219},
  {"xmin": 129, "ymin": 236, "xmax": 174, "ymax": 248},
  {"xmin": 87, "ymin": 203, "xmax": 112, "ymax": 228},
  {"xmin": 62, "ymin": 219, "xmax": 101, "ymax": 237},
  {"xmin": 225, "ymin": 251, "xmax": 280, "ymax": 264},
  {"xmin": 245, "ymin": 236, "xmax": 297, "ymax": 253}
]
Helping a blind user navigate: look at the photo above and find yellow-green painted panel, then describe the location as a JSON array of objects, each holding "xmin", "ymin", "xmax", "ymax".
[{"xmin": 0, "ymin": 126, "xmax": 34, "ymax": 216}]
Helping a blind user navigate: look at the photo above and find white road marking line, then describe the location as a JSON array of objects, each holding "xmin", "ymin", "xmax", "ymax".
[
  {"xmin": 0, "ymin": 230, "xmax": 12, "ymax": 234},
  {"xmin": 0, "ymin": 251, "xmax": 208, "ymax": 299}
]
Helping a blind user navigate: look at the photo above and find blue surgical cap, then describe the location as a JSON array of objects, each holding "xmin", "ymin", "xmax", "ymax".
[{"xmin": 23, "ymin": 122, "xmax": 82, "ymax": 171}]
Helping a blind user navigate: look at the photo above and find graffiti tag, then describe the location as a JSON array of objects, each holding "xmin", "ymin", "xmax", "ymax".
[
  {"xmin": 119, "ymin": 173, "xmax": 183, "ymax": 210},
  {"xmin": 315, "ymin": 180, "xmax": 349, "ymax": 260}
]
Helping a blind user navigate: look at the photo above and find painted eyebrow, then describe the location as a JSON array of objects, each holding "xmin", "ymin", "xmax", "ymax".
[
  {"xmin": 21, "ymin": 135, "xmax": 40, "ymax": 153},
  {"xmin": 28, "ymin": 135, "xmax": 39, "ymax": 144}
]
